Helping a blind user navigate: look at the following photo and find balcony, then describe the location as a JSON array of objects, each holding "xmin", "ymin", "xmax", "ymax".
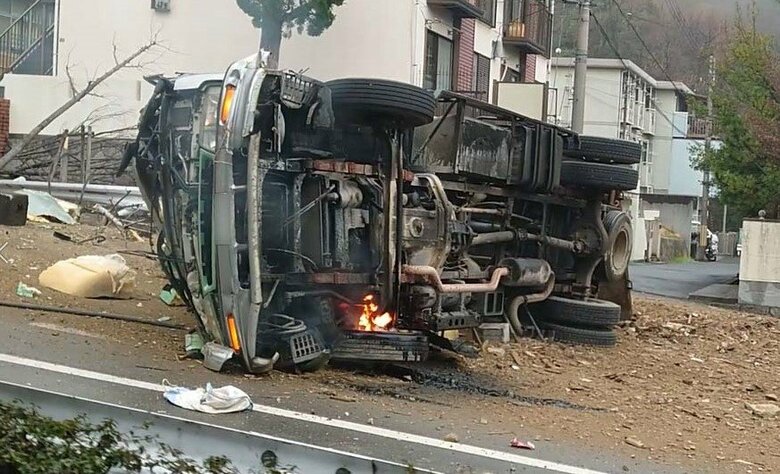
[
  {"xmin": 502, "ymin": 0, "xmax": 552, "ymax": 57},
  {"xmin": 687, "ymin": 116, "xmax": 709, "ymax": 139},
  {"xmin": 0, "ymin": 0, "xmax": 57, "ymax": 76},
  {"xmin": 427, "ymin": 0, "xmax": 484, "ymax": 19},
  {"xmin": 643, "ymin": 109, "xmax": 656, "ymax": 135}
]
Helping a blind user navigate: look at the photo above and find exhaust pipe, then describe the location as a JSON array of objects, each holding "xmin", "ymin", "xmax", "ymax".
[{"xmin": 402, "ymin": 265, "xmax": 510, "ymax": 293}]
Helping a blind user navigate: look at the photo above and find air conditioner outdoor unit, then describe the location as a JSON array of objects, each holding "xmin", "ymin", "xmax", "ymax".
[{"xmin": 151, "ymin": 0, "xmax": 170, "ymax": 12}]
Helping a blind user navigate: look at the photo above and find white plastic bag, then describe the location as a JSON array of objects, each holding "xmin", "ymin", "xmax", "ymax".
[{"xmin": 163, "ymin": 383, "xmax": 252, "ymax": 414}]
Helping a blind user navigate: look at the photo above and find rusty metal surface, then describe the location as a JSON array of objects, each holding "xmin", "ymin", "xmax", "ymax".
[
  {"xmin": 402, "ymin": 265, "xmax": 510, "ymax": 294},
  {"xmin": 330, "ymin": 330, "xmax": 429, "ymax": 362}
]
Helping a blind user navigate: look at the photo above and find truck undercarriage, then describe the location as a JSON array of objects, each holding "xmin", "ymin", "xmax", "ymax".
[{"xmin": 123, "ymin": 57, "xmax": 638, "ymax": 373}]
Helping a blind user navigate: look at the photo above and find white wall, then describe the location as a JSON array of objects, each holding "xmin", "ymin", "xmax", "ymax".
[
  {"xmin": 740, "ymin": 219, "xmax": 780, "ymax": 283},
  {"xmin": 281, "ymin": 0, "xmax": 417, "ymax": 84},
  {"xmin": 3, "ymin": 0, "xmax": 259, "ymax": 135},
  {"xmin": 473, "ymin": 5, "xmax": 523, "ymax": 103},
  {"xmin": 549, "ymin": 66, "xmax": 621, "ymax": 136},
  {"xmin": 648, "ymin": 89, "xmax": 677, "ymax": 193},
  {"xmin": 280, "ymin": 1, "xmax": 538, "ymax": 103}
]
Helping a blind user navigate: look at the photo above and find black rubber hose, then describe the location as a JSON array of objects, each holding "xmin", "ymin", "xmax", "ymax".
[{"xmin": 0, "ymin": 301, "xmax": 188, "ymax": 330}]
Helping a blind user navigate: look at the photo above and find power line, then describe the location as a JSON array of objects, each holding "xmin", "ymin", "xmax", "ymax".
[
  {"xmin": 607, "ymin": 0, "xmax": 690, "ymax": 99},
  {"xmin": 664, "ymin": 0, "xmax": 699, "ymax": 46},
  {"xmin": 590, "ymin": 12, "xmax": 685, "ymax": 136}
]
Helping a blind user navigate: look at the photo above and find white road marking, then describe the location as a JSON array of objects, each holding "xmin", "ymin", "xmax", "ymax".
[{"xmin": 0, "ymin": 352, "xmax": 606, "ymax": 474}]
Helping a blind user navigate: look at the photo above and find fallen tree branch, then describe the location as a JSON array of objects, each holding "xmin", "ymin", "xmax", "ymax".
[
  {"xmin": 93, "ymin": 203, "xmax": 144, "ymax": 242},
  {"xmin": 0, "ymin": 39, "xmax": 158, "ymax": 172}
]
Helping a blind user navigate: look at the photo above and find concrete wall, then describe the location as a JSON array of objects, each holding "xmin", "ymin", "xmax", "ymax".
[
  {"xmin": 640, "ymin": 196, "xmax": 695, "ymax": 250},
  {"xmin": 549, "ymin": 65, "xmax": 621, "ymax": 136},
  {"xmin": 3, "ymin": 0, "xmax": 259, "ymax": 135},
  {"xmin": 739, "ymin": 219, "xmax": 780, "ymax": 308}
]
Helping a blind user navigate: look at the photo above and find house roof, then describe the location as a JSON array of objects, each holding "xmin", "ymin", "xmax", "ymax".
[{"xmin": 551, "ymin": 57, "xmax": 694, "ymax": 94}]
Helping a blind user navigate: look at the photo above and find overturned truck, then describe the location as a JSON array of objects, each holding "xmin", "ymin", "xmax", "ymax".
[{"xmin": 122, "ymin": 55, "xmax": 639, "ymax": 373}]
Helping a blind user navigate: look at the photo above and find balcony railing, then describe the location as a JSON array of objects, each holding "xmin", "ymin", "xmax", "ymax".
[
  {"xmin": 503, "ymin": 0, "xmax": 552, "ymax": 57},
  {"xmin": 687, "ymin": 116, "xmax": 710, "ymax": 138},
  {"xmin": 644, "ymin": 109, "xmax": 656, "ymax": 135},
  {"xmin": 0, "ymin": 0, "xmax": 56, "ymax": 76},
  {"xmin": 427, "ymin": 0, "xmax": 484, "ymax": 18}
]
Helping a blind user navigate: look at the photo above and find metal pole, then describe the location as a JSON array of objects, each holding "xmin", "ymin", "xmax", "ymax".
[
  {"xmin": 571, "ymin": 0, "xmax": 591, "ymax": 133},
  {"xmin": 697, "ymin": 55, "xmax": 714, "ymax": 260},
  {"xmin": 722, "ymin": 204, "xmax": 727, "ymax": 233}
]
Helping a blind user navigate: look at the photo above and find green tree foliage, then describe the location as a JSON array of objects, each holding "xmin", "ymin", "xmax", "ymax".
[
  {"xmin": 0, "ymin": 400, "xmax": 236, "ymax": 473},
  {"xmin": 701, "ymin": 17, "xmax": 780, "ymax": 219},
  {"xmin": 235, "ymin": 0, "xmax": 345, "ymax": 68}
]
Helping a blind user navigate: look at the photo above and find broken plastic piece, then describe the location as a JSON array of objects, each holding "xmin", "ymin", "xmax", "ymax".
[
  {"xmin": 202, "ymin": 341, "xmax": 235, "ymax": 372},
  {"xmin": 510, "ymin": 438, "xmax": 536, "ymax": 450},
  {"xmin": 184, "ymin": 332, "xmax": 204, "ymax": 356},
  {"xmin": 159, "ymin": 284, "xmax": 181, "ymax": 306},
  {"xmin": 15, "ymin": 189, "xmax": 77, "ymax": 224},
  {"xmin": 15, "ymin": 282, "xmax": 42, "ymax": 298}
]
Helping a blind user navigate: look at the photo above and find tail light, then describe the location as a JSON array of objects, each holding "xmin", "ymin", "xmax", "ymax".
[
  {"xmin": 220, "ymin": 84, "xmax": 236, "ymax": 125},
  {"xmin": 226, "ymin": 313, "xmax": 241, "ymax": 352}
]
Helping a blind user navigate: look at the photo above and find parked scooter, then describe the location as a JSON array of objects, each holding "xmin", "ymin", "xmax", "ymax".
[{"xmin": 705, "ymin": 230, "xmax": 719, "ymax": 262}]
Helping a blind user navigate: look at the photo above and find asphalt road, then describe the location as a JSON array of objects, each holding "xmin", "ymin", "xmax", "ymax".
[
  {"xmin": 630, "ymin": 257, "xmax": 740, "ymax": 299},
  {"xmin": 0, "ymin": 306, "xmax": 694, "ymax": 474}
]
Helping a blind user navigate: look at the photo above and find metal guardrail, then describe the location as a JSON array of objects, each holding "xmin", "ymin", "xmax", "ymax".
[
  {"xmin": 0, "ymin": 179, "xmax": 147, "ymax": 210},
  {"xmin": 0, "ymin": 380, "xmax": 436, "ymax": 474}
]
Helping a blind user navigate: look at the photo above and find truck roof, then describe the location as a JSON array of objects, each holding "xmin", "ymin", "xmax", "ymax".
[{"xmin": 173, "ymin": 73, "xmax": 223, "ymax": 91}]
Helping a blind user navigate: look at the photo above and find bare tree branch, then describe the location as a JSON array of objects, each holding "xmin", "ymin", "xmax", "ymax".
[
  {"xmin": 0, "ymin": 39, "xmax": 158, "ymax": 172},
  {"xmin": 112, "ymin": 35, "xmax": 120, "ymax": 66},
  {"xmin": 65, "ymin": 64, "xmax": 79, "ymax": 98}
]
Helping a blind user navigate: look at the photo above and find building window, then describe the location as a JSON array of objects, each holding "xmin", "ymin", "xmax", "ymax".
[
  {"xmin": 477, "ymin": 0, "xmax": 496, "ymax": 26},
  {"xmin": 471, "ymin": 53, "xmax": 491, "ymax": 102},
  {"xmin": 0, "ymin": 0, "xmax": 57, "ymax": 76},
  {"xmin": 423, "ymin": 30, "xmax": 453, "ymax": 93}
]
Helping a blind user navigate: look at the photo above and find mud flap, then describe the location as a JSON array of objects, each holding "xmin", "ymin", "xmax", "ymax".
[{"xmin": 597, "ymin": 269, "xmax": 633, "ymax": 321}]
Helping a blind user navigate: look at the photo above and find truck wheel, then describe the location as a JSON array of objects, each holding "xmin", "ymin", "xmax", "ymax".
[
  {"xmin": 535, "ymin": 296, "xmax": 621, "ymax": 326},
  {"xmin": 560, "ymin": 161, "xmax": 639, "ymax": 191},
  {"xmin": 328, "ymin": 78, "xmax": 436, "ymax": 129},
  {"xmin": 539, "ymin": 321, "xmax": 617, "ymax": 347},
  {"xmin": 603, "ymin": 211, "xmax": 633, "ymax": 282},
  {"xmin": 564, "ymin": 136, "xmax": 641, "ymax": 165}
]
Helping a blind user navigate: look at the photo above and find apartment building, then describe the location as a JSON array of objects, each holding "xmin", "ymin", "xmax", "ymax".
[
  {"xmin": 0, "ymin": 0, "xmax": 259, "ymax": 139},
  {"xmin": 280, "ymin": 0, "xmax": 554, "ymax": 120},
  {"xmin": 549, "ymin": 58, "xmax": 710, "ymax": 196},
  {"xmin": 550, "ymin": 58, "xmax": 721, "ymax": 256}
]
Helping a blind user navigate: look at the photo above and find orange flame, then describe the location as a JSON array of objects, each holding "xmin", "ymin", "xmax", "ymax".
[{"xmin": 358, "ymin": 294, "xmax": 394, "ymax": 332}]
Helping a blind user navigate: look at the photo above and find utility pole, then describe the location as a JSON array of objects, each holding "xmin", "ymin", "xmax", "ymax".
[
  {"xmin": 571, "ymin": 0, "xmax": 591, "ymax": 133},
  {"xmin": 697, "ymin": 54, "xmax": 715, "ymax": 260}
]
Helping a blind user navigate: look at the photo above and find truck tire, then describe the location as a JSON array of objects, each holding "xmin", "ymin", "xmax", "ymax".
[
  {"xmin": 328, "ymin": 78, "xmax": 436, "ymax": 129},
  {"xmin": 565, "ymin": 136, "xmax": 641, "ymax": 165},
  {"xmin": 603, "ymin": 211, "xmax": 633, "ymax": 282},
  {"xmin": 539, "ymin": 321, "xmax": 618, "ymax": 347},
  {"xmin": 536, "ymin": 296, "xmax": 621, "ymax": 326},
  {"xmin": 560, "ymin": 161, "xmax": 639, "ymax": 191}
]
